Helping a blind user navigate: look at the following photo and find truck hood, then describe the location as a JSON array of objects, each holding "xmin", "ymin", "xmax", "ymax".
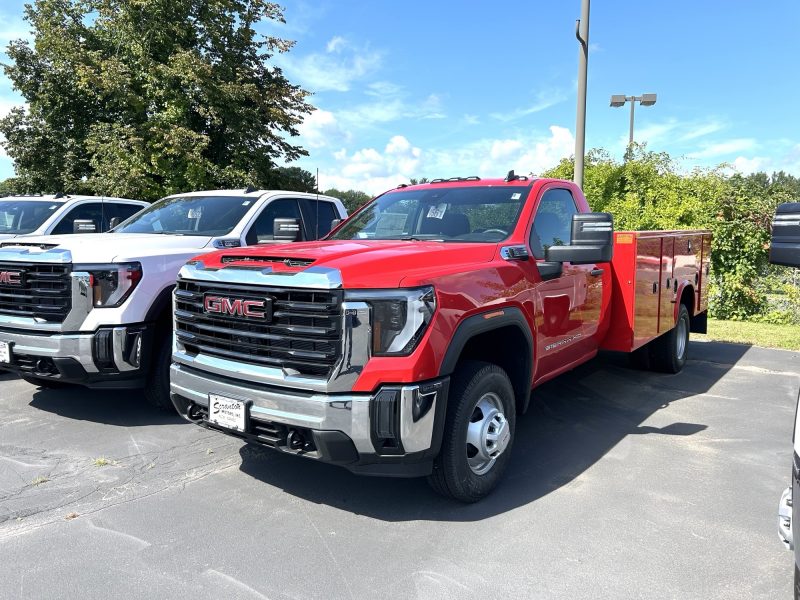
[
  {"xmin": 0, "ymin": 232, "xmax": 212, "ymax": 263},
  {"xmin": 201, "ymin": 239, "xmax": 498, "ymax": 288},
  {"xmin": 0, "ymin": 233, "xmax": 18, "ymax": 240}
]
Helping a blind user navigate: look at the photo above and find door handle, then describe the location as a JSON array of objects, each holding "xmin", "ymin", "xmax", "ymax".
[{"xmin": 590, "ymin": 268, "xmax": 604, "ymax": 277}]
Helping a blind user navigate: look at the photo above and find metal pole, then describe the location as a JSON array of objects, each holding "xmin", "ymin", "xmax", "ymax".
[
  {"xmin": 573, "ymin": 0, "xmax": 590, "ymax": 188},
  {"xmin": 628, "ymin": 97, "xmax": 636, "ymax": 146}
]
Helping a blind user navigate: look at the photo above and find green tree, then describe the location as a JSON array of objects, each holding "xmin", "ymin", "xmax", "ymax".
[
  {"xmin": 1, "ymin": 0, "xmax": 313, "ymax": 200},
  {"xmin": 323, "ymin": 188, "xmax": 372, "ymax": 213},
  {"xmin": 543, "ymin": 147, "xmax": 799, "ymax": 321}
]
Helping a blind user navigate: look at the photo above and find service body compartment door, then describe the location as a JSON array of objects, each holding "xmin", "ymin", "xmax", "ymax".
[
  {"xmin": 633, "ymin": 236, "xmax": 661, "ymax": 347},
  {"xmin": 658, "ymin": 237, "xmax": 675, "ymax": 333}
]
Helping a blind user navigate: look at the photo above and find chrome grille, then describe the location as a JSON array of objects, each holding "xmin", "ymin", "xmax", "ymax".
[
  {"xmin": 0, "ymin": 261, "xmax": 72, "ymax": 322},
  {"xmin": 174, "ymin": 279, "xmax": 342, "ymax": 377}
]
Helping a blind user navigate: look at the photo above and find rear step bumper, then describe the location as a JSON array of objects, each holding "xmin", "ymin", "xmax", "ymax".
[{"xmin": 170, "ymin": 362, "xmax": 449, "ymax": 477}]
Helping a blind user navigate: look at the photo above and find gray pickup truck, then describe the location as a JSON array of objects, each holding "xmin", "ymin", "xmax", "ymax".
[{"xmin": 772, "ymin": 202, "xmax": 800, "ymax": 599}]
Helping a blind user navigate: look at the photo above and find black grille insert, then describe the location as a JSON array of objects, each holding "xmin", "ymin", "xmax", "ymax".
[
  {"xmin": 220, "ymin": 255, "xmax": 315, "ymax": 268},
  {"xmin": 175, "ymin": 279, "xmax": 342, "ymax": 377},
  {"xmin": 0, "ymin": 261, "xmax": 72, "ymax": 322}
]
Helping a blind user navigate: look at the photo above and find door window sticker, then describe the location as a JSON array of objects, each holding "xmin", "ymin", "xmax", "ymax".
[{"xmin": 427, "ymin": 203, "xmax": 448, "ymax": 220}]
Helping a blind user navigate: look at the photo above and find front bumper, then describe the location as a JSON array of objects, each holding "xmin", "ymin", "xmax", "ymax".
[
  {"xmin": 0, "ymin": 323, "xmax": 153, "ymax": 388},
  {"xmin": 781, "ymin": 485, "xmax": 794, "ymax": 550},
  {"xmin": 170, "ymin": 362, "xmax": 448, "ymax": 477}
]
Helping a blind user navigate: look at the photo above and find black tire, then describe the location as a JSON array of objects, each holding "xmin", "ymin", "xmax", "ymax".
[
  {"xmin": 21, "ymin": 375, "xmax": 71, "ymax": 389},
  {"xmin": 650, "ymin": 303, "xmax": 690, "ymax": 374},
  {"xmin": 143, "ymin": 334, "xmax": 174, "ymax": 411},
  {"xmin": 428, "ymin": 360, "xmax": 516, "ymax": 503}
]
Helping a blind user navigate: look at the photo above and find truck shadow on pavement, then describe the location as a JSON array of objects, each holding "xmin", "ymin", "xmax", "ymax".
[
  {"xmin": 27, "ymin": 385, "xmax": 183, "ymax": 427},
  {"xmin": 237, "ymin": 341, "xmax": 750, "ymax": 521}
]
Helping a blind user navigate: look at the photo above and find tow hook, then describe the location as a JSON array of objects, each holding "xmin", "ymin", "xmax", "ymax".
[
  {"xmin": 779, "ymin": 486, "xmax": 793, "ymax": 550},
  {"xmin": 287, "ymin": 429, "xmax": 305, "ymax": 451},
  {"xmin": 186, "ymin": 403, "xmax": 204, "ymax": 422}
]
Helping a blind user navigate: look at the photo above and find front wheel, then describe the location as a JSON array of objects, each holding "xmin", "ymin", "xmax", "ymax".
[
  {"xmin": 650, "ymin": 303, "xmax": 691, "ymax": 374},
  {"xmin": 428, "ymin": 360, "xmax": 516, "ymax": 503},
  {"xmin": 143, "ymin": 334, "xmax": 174, "ymax": 411}
]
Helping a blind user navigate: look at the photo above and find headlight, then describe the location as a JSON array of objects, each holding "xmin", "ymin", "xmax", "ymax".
[
  {"xmin": 76, "ymin": 262, "xmax": 143, "ymax": 307},
  {"xmin": 347, "ymin": 287, "xmax": 436, "ymax": 356}
]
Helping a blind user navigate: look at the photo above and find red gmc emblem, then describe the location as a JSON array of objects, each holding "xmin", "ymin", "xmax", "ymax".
[
  {"xmin": 204, "ymin": 294, "xmax": 271, "ymax": 321},
  {"xmin": 0, "ymin": 271, "xmax": 22, "ymax": 285}
]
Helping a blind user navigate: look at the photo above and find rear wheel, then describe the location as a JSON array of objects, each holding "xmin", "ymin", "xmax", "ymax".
[
  {"xmin": 650, "ymin": 303, "xmax": 690, "ymax": 374},
  {"xmin": 143, "ymin": 334, "xmax": 174, "ymax": 411},
  {"xmin": 428, "ymin": 360, "xmax": 516, "ymax": 503}
]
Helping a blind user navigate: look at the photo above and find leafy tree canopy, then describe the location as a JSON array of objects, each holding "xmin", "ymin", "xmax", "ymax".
[
  {"xmin": 0, "ymin": 0, "xmax": 314, "ymax": 200},
  {"xmin": 323, "ymin": 188, "xmax": 372, "ymax": 213},
  {"xmin": 542, "ymin": 146, "xmax": 800, "ymax": 321}
]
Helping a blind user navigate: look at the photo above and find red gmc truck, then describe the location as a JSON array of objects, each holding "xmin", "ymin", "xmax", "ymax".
[{"xmin": 169, "ymin": 175, "xmax": 711, "ymax": 502}]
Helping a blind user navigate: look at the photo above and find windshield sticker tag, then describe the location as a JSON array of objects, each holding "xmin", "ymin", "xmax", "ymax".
[
  {"xmin": 427, "ymin": 203, "xmax": 447, "ymax": 220},
  {"xmin": 242, "ymin": 201, "xmax": 251, "ymax": 206},
  {"xmin": 188, "ymin": 208, "xmax": 202, "ymax": 219},
  {"xmin": 49, "ymin": 205, "xmax": 57, "ymax": 210},
  {"xmin": 511, "ymin": 193, "xmax": 521, "ymax": 200}
]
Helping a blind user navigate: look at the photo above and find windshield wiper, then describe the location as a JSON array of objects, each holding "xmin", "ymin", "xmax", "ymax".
[{"xmin": 395, "ymin": 236, "xmax": 445, "ymax": 242}]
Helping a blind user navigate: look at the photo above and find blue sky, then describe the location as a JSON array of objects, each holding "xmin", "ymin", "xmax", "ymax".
[{"xmin": 1, "ymin": 1, "xmax": 798, "ymax": 194}]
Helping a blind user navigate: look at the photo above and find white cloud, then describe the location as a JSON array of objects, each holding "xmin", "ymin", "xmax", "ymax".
[
  {"xmin": 687, "ymin": 138, "xmax": 756, "ymax": 159},
  {"xmin": 365, "ymin": 81, "xmax": 404, "ymax": 97},
  {"xmin": 297, "ymin": 108, "xmax": 349, "ymax": 149},
  {"xmin": 325, "ymin": 36, "xmax": 346, "ymax": 53},
  {"xmin": 277, "ymin": 40, "xmax": 382, "ymax": 92},
  {"xmin": 313, "ymin": 126, "xmax": 574, "ymax": 195},
  {"xmin": 489, "ymin": 90, "xmax": 566, "ymax": 122},
  {"xmin": 732, "ymin": 156, "xmax": 767, "ymax": 174},
  {"xmin": 679, "ymin": 121, "xmax": 726, "ymax": 142}
]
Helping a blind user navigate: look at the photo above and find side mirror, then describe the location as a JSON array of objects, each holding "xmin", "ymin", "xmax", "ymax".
[
  {"xmin": 108, "ymin": 217, "xmax": 121, "ymax": 230},
  {"xmin": 273, "ymin": 217, "xmax": 301, "ymax": 242},
  {"xmin": 770, "ymin": 203, "xmax": 800, "ymax": 267},
  {"xmin": 544, "ymin": 212, "xmax": 614, "ymax": 264},
  {"xmin": 73, "ymin": 219, "xmax": 97, "ymax": 233},
  {"xmin": 330, "ymin": 218, "xmax": 342, "ymax": 230}
]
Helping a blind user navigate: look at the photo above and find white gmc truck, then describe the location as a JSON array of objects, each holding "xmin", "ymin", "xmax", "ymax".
[
  {"xmin": 0, "ymin": 189, "xmax": 346, "ymax": 409},
  {"xmin": 0, "ymin": 194, "xmax": 147, "ymax": 240}
]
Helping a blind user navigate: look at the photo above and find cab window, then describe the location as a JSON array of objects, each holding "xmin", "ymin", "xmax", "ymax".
[{"xmin": 245, "ymin": 199, "xmax": 303, "ymax": 244}]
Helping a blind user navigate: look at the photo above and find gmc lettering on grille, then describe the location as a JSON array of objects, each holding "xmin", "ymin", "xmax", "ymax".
[
  {"xmin": 0, "ymin": 271, "xmax": 22, "ymax": 285},
  {"xmin": 204, "ymin": 295, "xmax": 268, "ymax": 320}
]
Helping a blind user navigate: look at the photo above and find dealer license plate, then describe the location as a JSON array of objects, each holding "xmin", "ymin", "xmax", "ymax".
[
  {"xmin": 0, "ymin": 341, "xmax": 10, "ymax": 364},
  {"xmin": 207, "ymin": 394, "xmax": 246, "ymax": 432}
]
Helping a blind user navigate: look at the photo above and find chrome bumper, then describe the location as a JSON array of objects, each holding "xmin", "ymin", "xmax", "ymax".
[
  {"xmin": 0, "ymin": 328, "xmax": 98, "ymax": 373},
  {"xmin": 781, "ymin": 486, "xmax": 794, "ymax": 550},
  {"xmin": 0, "ymin": 324, "xmax": 148, "ymax": 379},
  {"xmin": 170, "ymin": 362, "xmax": 444, "ymax": 459}
]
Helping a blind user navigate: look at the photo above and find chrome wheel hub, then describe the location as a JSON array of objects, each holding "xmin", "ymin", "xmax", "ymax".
[
  {"xmin": 676, "ymin": 315, "xmax": 688, "ymax": 361},
  {"xmin": 466, "ymin": 392, "xmax": 511, "ymax": 475}
]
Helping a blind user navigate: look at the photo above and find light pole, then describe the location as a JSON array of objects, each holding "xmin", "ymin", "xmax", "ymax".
[
  {"xmin": 573, "ymin": 0, "xmax": 590, "ymax": 188},
  {"xmin": 610, "ymin": 93, "xmax": 657, "ymax": 148}
]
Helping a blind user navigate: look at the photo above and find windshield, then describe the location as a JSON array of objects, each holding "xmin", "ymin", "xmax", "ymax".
[
  {"xmin": 0, "ymin": 200, "xmax": 62, "ymax": 234},
  {"xmin": 114, "ymin": 195, "xmax": 257, "ymax": 236},
  {"xmin": 328, "ymin": 185, "xmax": 529, "ymax": 242}
]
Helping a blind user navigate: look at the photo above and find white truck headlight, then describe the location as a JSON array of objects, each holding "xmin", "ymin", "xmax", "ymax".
[
  {"xmin": 76, "ymin": 262, "xmax": 143, "ymax": 307},
  {"xmin": 347, "ymin": 287, "xmax": 436, "ymax": 356}
]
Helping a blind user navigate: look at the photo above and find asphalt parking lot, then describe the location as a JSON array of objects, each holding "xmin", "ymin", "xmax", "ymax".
[{"xmin": 1, "ymin": 340, "xmax": 798, "ymax": 600}]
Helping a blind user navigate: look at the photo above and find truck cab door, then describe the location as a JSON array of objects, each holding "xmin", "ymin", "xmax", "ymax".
[{"xmin": 522, "ymin": 187, "xmax": 604, "ymax": 380}]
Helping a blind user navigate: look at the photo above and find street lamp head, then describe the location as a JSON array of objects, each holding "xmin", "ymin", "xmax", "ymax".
[
  {"xmin": 640, "ymin": 93, "xmax": 657, "ymax": 106},
  {"xmin": 610, "ymin": 94, "xmax": 627, "ymax": 107}
]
